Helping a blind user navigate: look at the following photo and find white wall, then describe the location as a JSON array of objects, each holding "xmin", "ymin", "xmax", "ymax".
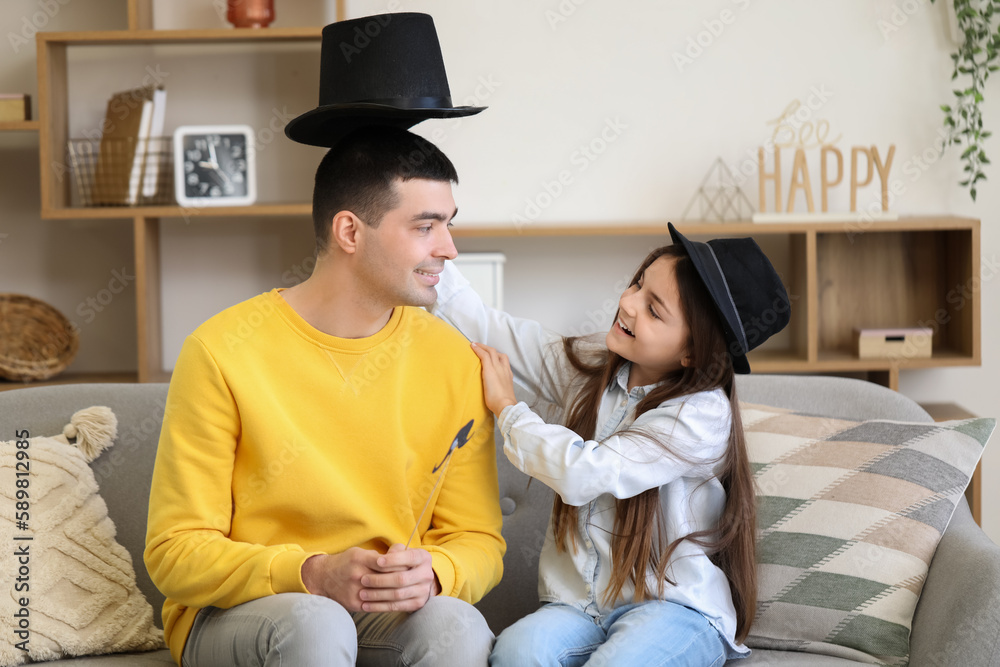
[{"xmin": 2, "ymin": 0, "xmax": 998, "ymax": 542}]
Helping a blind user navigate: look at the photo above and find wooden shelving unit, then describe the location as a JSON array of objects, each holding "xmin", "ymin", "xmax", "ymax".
[
  {"xmin": 720, "ymin": 218, "xmax": 978, "ymax": 390},
  {"xmin": 458, "ymin": 216, "xmax": 978, "ymax": 392},
  {"xmin": 34, "ymin": 23, "xmax": 323, "ymax": 382},
  {"xmin": 520, "ymin": 218, "xmax": 980, "ymax": 392},
  {"xmin": 20, "ymin": 5, "xmax": 983, "ymax": 390},
  {"xmin": 35, "ymin": 27, "xmax": 323, "ymax": 221}
]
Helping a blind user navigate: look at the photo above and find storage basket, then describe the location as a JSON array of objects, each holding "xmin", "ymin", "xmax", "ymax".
[
  {"xmin": 67, "ymin": 136, "xmax": 174, "ymax": 207},
  {"xmin": 0, "ymin": 294, "xmax": 80, "ymax": 381}
]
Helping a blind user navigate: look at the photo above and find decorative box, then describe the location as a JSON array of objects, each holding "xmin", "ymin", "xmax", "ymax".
[
  {"xmin": 0, "ymin": 94, "xmax": 31, "ymax": 122},
  {"xmin": 854, "ymin": 327, "xmax": 933, "ymax": 360}
]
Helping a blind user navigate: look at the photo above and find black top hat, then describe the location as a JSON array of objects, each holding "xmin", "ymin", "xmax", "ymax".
[
  {"xmin": 667, "ymin": 222, "xmax": 790, "ymax": 374},
  {"xmin": 285, "ymin": 13, "xmax": 485, "ymax": 147}
]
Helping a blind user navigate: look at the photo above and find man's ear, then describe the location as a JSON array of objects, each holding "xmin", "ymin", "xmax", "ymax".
[{"xmin": 330, "ymin": 211, "xmax": 363, "ymax": 254}]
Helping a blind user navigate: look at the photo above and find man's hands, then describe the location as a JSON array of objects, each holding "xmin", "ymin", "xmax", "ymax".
[
  {"xmin": 302, "ymin": 543, "xmax": 441, "ymax": 613},
  {"xmin": 470, "ymin": 342, "xmax": 517, "ymax": 416}
]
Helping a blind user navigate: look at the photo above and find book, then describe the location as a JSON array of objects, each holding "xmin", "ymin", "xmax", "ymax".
[
  {"xmin": 92, "ymin": 86, "xmax": 155, "ymax": 206},
  {"xmin": 141, "ymin": 87, "xmax": 167, "ymax": 200},
  {"xmin": 127, "ymin": 96, "xmax": 154, "ymax": 205}
]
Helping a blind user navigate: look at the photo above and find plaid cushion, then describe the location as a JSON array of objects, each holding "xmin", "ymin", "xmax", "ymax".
[{"xmin": 742, "ymin": 402, "xmax": 995, "ymax": 665}]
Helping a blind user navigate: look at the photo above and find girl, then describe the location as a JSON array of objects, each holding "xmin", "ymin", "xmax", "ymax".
[{"xmin": 431, "ymin": 223, "xmax": 790, "ymax": 666}]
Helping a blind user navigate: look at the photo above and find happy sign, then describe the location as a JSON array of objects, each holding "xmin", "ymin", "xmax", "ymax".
[{"xmin": 758, "ymin": 100, "xmax": 895, "ymax": 213}]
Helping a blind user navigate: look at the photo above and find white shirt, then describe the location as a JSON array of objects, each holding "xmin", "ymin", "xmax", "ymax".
[{"xmin": 432, "ymin": 261, "xmax": 749, "ymax": 658}]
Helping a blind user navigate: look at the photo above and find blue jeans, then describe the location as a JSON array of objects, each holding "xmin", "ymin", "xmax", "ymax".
[
  {"xmin": 182, "ymin": 592, "xmax": 493, "ymax": 666},
  {"xmin": 490, "ymin": 600, "xmax": 728, "ymax": 667}
]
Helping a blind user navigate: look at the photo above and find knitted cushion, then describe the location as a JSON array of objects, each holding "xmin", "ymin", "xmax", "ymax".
[
  {"xmin": 0, "ymin": 407, "xmax": 164, "ymax": 665},
  {"xmin": 742, "ymin": 402, "xmax": 994, "ymax": 665}
]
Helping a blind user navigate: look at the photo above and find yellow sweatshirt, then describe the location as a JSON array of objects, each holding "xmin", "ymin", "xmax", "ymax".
[{"xmin": 144, "ymin": 289, "xmax": 505, "ymax": 664}]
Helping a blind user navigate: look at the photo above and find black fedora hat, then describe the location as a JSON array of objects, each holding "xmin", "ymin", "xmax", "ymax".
[
  {"xmin": 285, "ymin": 12, "xmax": 485, "ymax": 147},
  {"xmin": 667, "ymin": 222, "xmax": 790, "ymax": 374}
]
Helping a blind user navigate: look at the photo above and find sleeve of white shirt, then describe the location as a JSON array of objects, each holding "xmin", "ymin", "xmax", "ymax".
[
  {"xmin": 497, "ymin": 390, "xmax": 732, "ymax": 506},
  {"xmin": 432, "ymin": 259, "xmax": 578, "ymax": 408}
]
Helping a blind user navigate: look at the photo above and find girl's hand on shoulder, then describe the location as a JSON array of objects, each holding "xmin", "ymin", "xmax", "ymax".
[{"xmin": 471, "ymin": 342, "xmax": 517, "ymax": 416}]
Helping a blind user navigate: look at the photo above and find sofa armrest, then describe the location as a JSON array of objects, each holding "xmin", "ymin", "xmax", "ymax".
[{"xmin": 909, "ymin": 499, "xmax": 1000, "ymax": 667}]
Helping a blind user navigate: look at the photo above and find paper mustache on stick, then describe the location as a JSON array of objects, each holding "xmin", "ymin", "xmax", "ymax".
[{"xmin": 405, "ymin": 419, "xmax": 475, "ymax": 548}]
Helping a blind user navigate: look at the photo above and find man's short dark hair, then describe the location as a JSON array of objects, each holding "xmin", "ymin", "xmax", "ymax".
[{"xmin": 311, "ymin": 126, "xmax": 459, "ymax": 253}]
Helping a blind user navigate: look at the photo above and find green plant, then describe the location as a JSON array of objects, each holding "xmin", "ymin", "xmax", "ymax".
[{"xmin": 932, "ymin": 0, "xmax": 1000, "ymax": 201}]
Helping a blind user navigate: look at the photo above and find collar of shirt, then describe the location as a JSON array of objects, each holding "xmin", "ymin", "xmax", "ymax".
[{"xmin": 597, "ymin": 362, "xmax": 659, "ymax": 441}]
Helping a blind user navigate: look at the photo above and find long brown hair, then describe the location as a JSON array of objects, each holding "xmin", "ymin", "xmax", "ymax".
[{"xmin": 551, "ymin": 244, "xmax": 757, "ymax": 642}]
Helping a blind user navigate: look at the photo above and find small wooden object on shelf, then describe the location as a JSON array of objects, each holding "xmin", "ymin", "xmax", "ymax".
[
  {"xmin": 855, "ymin": 327, "xmax": 933, "ymax": 359},
  {"xmin": 0, "ymin": 94, "xmax": 30, "ymax": 122}
]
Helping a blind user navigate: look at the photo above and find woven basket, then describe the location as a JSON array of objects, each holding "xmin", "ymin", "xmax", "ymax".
[{"xmin": 0, "ymin": 294, "xmax": 80, "ymax": 382}]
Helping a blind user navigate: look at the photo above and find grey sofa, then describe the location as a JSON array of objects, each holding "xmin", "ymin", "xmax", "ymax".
[{"xmin": 1, "ymin": 375, "xmax": 997, "ymax": 666}]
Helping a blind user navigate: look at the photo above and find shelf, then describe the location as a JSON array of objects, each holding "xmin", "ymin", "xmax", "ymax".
[
  {"xmin": 453, "ymin": 216, "xmax": 979, "ymax": 238},
  {"xmin": 36, "ymin": 27, "xmax": 322, "ymax": 46},
  {"xmin": 31, "ymin": 217, "xmax": 984, "ymax": 238},
  {"xmin": 29, "ymin": 214, "xmax": 970, "ymax": 238},
  {"xmin": 34, "ymin": 215, "xmax": 972, "ymax": 234},
  {"xmin": 741, "ymin": 350, "xmax": 976, "ymax": 373},
  {"xmin": 743, "ymin": 349, "xmax": 810, "ymax": 374},
  {"xmin": 37, "ymin": 28, "xmax": 323, "ymax": 220},
  {"xmin": 814, "ymin": 348, "xmax": 978, "ymax": 369},
  {"xmin": 816, "ymin": 224, "xmax": 979, "ymax": 369},
  {"xmin": 33, "ymin": 216, "xmax": 975, "ymax": 234},
  {"xmin": 42, "ymin": 203, "xmax": 313, "ymax": 220},
  {"xmin": 0, "ymin": 120, "xmax": 39, "ymax": 132}
]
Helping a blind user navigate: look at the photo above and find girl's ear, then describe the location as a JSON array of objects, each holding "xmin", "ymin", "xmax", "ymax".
[{"xmin": 681, "ymin": 353, "xmax": 693, "ymax": 368}]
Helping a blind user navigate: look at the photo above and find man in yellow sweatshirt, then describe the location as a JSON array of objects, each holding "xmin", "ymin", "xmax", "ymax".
[{"xmin": 144, "ymin": 124, "xmax": 505, "ymax": 666}]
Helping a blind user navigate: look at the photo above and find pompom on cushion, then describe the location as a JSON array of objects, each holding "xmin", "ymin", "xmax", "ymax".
[
  {"xmin": 0, "ymin": 406, "xmax": 164, "ymax": 665},
  {"xmin": 742, "ymin": 402, "xmax": 994, "ymax": 665}
]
